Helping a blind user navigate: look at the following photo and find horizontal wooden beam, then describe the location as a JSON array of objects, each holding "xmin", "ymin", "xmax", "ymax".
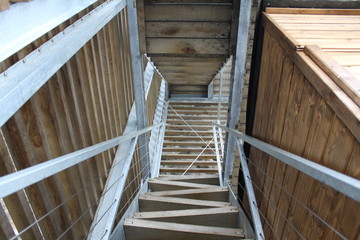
[
  {"xmin": 139, "ymin": 195, "xmax": 230, "ymax": 212},
  {"xmin": 146, "ymin": 22, "xmax": 230, "ymax": 38},
  {"xmin": 147, "ymin": 38, "xmax": 229, "ymax": 55},
  {"xmin": 151, "ymin": 56, "xmax": 226, "ymax": 63},
  {"xmin": 145, "ymin": 0, "xmax": 232, "ymax": 3},
  {"xmin": 144, "ymin": 5, "xmax": 232, "ymax": 21},
  {"xmin": 132, "ymin": 207, "xmax": 238, "ymax": 228},
  {"xmin": 124, "ymin": 219, "xmax": 244, "ymax": 240}
]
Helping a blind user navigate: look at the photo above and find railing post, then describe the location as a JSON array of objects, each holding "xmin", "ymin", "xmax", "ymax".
[
  {"xmin": 212, "ymin": 124, "xmax": 224, "ymax": 186},
  {"xmin": 236, "ymin": 139, "xmax": 264, "ymax": 240},
  {"xmin": 217, "ymin": 68, "xmax": 223, "ymax": 122},
  {"xmin": 127, "ymin": 0, "xmax": 150, "ymax": 179},
  {"xmin": 224, "ymin": 0, "xmax": 251, "ymax": 183},
  {"xmin": 208, "ymin": 81, "xmax": 213, "ymax": 99}
]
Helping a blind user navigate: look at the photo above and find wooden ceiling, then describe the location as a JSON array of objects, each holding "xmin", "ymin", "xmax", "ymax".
[{"xmin": 138, "ymin": 0, "xmax": 239, "ymax": 95}]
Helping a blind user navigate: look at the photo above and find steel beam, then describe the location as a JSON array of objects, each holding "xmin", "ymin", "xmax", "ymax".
[
  {"xmin": 149, "ymin": 80, "xmax": 167, "ymax": 178},
  {"xmin": 0, "ymin": 0, "xmax": 126, "ymax": 128},
  {"xmin": 212, "ymin": 125, "xmax": 224, "ymax": 187},
  {"xmin": 127, "ymin": 0, "xmax": 150, "ymax": 179},
  {"xmin": 0, "ymin": 0, "xmax": 97, "ymax": 63},
  {"xmin": 215, "ymin": 123, "xmax": 360, "ymax": 203},
  {"xmin": 224, "ymin": 0, "xmax": 251, "ymax": 183},
  {"xmin": 208, "ymin": 81, "xmax": 213, "ymax": 99},
  {"xmin": 109, "ymin": 181, "xmax": 149, "ymax": 240},
  {"xmin": 0, "ymin": 122, "xmax": 161, "ymax": 199},
  {"xmin": 237, "ymin": 140, "xmax": 264, "ymax": 240}
]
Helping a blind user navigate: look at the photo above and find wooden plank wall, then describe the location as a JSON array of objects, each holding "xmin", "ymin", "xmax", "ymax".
[
  {"xmin": 0, "ymin": 6, "xmax": 158, "ymax": 239},
  {"xmin": 248, "ymin": 28, "xmax": 360, "ymax": 240}
]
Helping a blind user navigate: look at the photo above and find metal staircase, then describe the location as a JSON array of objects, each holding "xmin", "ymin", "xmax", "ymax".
[
  {"xmin": 123, "ymin": 176, "xmax": 246, "ymax": 240},
  {"xmin": 122, "ymin": 101, "xmax": 251, "ymax": 239}
]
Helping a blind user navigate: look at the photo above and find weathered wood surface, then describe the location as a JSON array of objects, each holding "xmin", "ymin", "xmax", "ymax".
[{"xmin": 250, "ymin": 9, "xmax": 360, "ymax": 239}]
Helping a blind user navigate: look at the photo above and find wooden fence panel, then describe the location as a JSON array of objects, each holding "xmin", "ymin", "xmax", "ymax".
[{"xmin": 0, "ymin": 6, "xmax": 141, "ymax": 239}]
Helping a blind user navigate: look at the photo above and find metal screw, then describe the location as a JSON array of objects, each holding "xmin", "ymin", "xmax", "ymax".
[
  {"xmin": 22, "ymin": 59, "xmax": 26, "ymax": 63},
  {"xmin": 3, "ymin": 72, "xmax": 7, "ymax": 77},
  {"xmin": 51, "ymin": 39, "xmax": 54, "ymax": 43},
  {"xmin": 38, "ymin": 48, "xmax": 41, "ymax": 52}
]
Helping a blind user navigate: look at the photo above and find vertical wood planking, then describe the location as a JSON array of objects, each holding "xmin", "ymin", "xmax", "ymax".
[
  {"xmin": 250, "ymin": 26, "xmax": 360, "ymax": 240},
  {"xmin": 0, "ymin": 8, "xmax": 139, "ymax": 239}
]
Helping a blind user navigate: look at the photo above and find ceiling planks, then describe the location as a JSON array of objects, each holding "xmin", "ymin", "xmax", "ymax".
[{"xmin": 141, "ymin": 0, "xmax": 237, "ymax": 96}]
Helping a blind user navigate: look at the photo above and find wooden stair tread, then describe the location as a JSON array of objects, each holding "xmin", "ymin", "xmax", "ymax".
[
  {"xmin": 161, "ymin": 160, "xmax": 219, "ymax": 166},
  {"xmin": 148, "ymin": 178, "xmax": 216, "ymax": 191},
  {"xmin": 162, "ymin": 155, "xmax": 216, "ymax": 160},
  {"xmin": 156, "ymin": 175, "xmax": 220, "ymax": 185},
  {"xmin": 133, "ymin": 207, "xmax": 239, "ymax": 228},
  {"xmin": 139, "ymin": 195, "xmax": 231, "ymax": 211},
  {"xmin": 124, "ymin": 218, "xmax": 245, "ymax": 240},
  {"xmin": 162, "ymin": 147, "xmax": 215, "ymax": 152},
  {"xmin": 160, "ymin": 168, "xmax": 218, "ymax": 173},
  {"xmin": 145, "ymin": 187, "xmax": 228, "ymax": 202}
]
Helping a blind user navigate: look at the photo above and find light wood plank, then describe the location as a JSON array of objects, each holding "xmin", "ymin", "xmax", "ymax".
[
  {"xmin": 148, "ymin": 178, "xmax": 216, "ymax": 191},
  {"xmin": 139, "ymin": 195, "xmax": 231, "ymax": 211},
  {"xmin": 133, "ymin": 207, "xmax": 238, "ymax": 228},
  {"xmin": 147, "ymin": 38, "xmax": 229, "ymax": 54},
  {"xmin": 145, "ymin": 5, "xmax": 232, "ymax": 21},
  {"xmin": 146, "ymin": 22, "xmax": 230, "ymax": 38},
  {"xmin": 124, "ymin": 218, "xmax": 244, "ymax": 240}
]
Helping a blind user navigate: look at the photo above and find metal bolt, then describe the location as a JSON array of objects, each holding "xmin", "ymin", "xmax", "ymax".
[
  {"xmin": 51, "ymin": 39, "xmax": 54, "ymax": 43},
  {"xmin": 38, "ymin": 48, "xmax": 41, "ymax": 52},
  {"xmin": 22, "ymin": 59, "xmax": 26, "ymax": 63},
  {"xmin": 3, "ymin": 72, "xmax": 7, "ymax": 77}
]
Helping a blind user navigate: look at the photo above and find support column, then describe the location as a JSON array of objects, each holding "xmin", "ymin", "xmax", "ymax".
[
  {"xmin": 223, "ymin": 0, "xmax": 251, "ymax": 183},
  {"xmin": 127, "ymin": 0, "xmax": 150, "ymax": 179}
]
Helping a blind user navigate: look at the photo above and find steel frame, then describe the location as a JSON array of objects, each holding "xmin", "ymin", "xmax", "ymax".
[
  {"xmin": 224, "ymin": 0, "xmax": 252, "ymax": 183},
  {"xmin": 237, "ymin": 139, "xmax": 265, "ymax": 240},
  {"xmin": 0, "ymin": 0, "xmax": 126, "ymax": 128},
  {"xmin": 215, "ymin": 122, "xmax": 360, "ymax": 203},
  {"xmin": 127, "ymin": 0, "xmax": 150, "ymax": 179},
  {"xmin": 0, "ymin": 123, "xmax": 161, "ymax": 200},
  {"xmin": 0, "ymin": 0, "xmax": 97, "ymax": 63}
]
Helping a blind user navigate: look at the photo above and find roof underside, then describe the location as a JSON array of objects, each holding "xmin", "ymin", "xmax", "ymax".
[{"xmin": 139, "ymin": 0, "xmax": 239, "ymax": 96}]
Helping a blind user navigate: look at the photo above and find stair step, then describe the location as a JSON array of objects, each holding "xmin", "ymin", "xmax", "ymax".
[
  {"xmin": 132, "ymin": 207, "xmax": 239, "ymax": 228},
  {"xmin": 162, "ymin": 147, "xmax": 215, "ymax": 153},
  {"xmin": 145, "ymin": 187, "xmax": 228, "ymax": 202},
  {"xmin": 166, "ymin": 125, "xmax": 216, "ymax": 130},
  {"xmin": 139, "ymin": 195, "xmax": 231, "ymax": 211},
  {"xmin": 124, "ymin": 219, "xmax": 245, "ymax": 240},
  {"xmin": 163, "ymin": 141, "xmax": 215, "ymax": 147},
  {"xmin": 162, "ymin": 154, "xmax": 216, "ymax": 159},
  {"xmin": 166, "ymin": 120, "xmax": 217, "ymax": 125},
  {"xmin": 165, "ymin": 130, "xmax": 214, "ymax": 136},
  {"xmin": 161, "ymin": 160, "xmax": 219, "ymax": 166},
  {"xmin": 156, "ymin": 175, "xmax": 219, "ymax": 185},
  {"xmin": 160, "ymin": 168, "xmax": 218, "ymax": 174},
  {"xmin": 148, "ymin": 179, "xmax": 216, "ymax": 191},
  {"xmin": 164, "ymin": 136, "xmax": 214, "ymax": 141},
  {"xmin": 167, "ymin": 115, "xmax": 227, "ymax": 120}
]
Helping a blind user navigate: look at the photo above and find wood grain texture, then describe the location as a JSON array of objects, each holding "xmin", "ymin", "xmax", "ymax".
[
  {"xmin": 144, "ymin": 5, "xmax": 232, "ymax": 21},
  {"xmin": 146, "ymin": 22, "xmax": 230, "ymax": 38},
  {"xmin": 147, "ymin": 38, "xmax": 229, "ymax": 55},
  {"xmin": 0, "ymin": 9, "xmax": 143, "ymax": 239},
  {"xmin": 250, "ymin": 22, "xmax": 360, "ymax": 240}
]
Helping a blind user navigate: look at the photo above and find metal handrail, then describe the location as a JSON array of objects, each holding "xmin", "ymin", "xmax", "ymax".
[
  {"xmin": 214, "ymin": 122, "xmax": 360, "ymax": 203},
  {"xmin": 0, "ymin": 123, "xmax": 162, "ymax": 199}
]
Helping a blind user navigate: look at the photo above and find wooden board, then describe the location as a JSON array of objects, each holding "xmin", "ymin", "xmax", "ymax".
[
  {"xmin": 144, "ymin": 5, "xmax": 232, "ymax": 21},
  {"xmin": 146, "ymin": 22, "xmax": 230, "ymax": 38},
  {"xmin": 132, "ymin": 207, "xmax": 238, "ymax": 228},
  {"xmin": 146, "ymin": 38, "xmax": 229, "ymax": 55},
  {"xmin": 139, "ymin": 195, "xmax": 231, "ymax": 212},
  {"xmin": 124, "ymin": 218, "xmax": 244, "ymax": 240}
]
